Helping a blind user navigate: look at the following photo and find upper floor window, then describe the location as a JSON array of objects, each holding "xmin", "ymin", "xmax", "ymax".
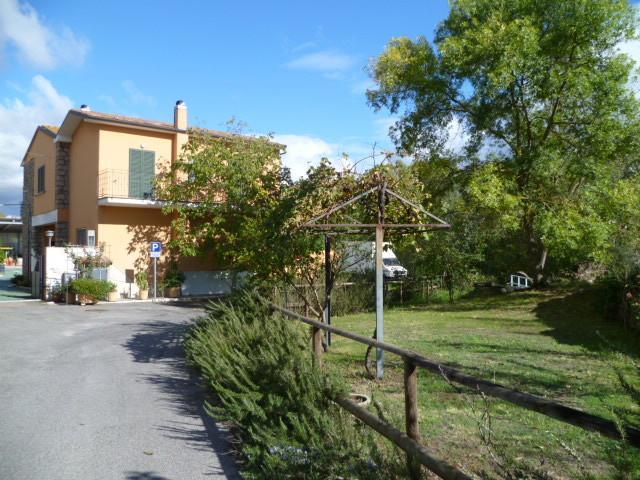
[
  {"xmin": 128, "ymin": 149, "xmax": 155, "ymax": 199},
  {"xmin": 36, "ymin": 165, "xmax": 45, "ymax": 194}
]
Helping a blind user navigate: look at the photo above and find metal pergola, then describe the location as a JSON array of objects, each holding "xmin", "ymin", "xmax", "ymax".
[{"xmin": 302, "ymin": 178, "xmax": 451, "ymax": 379}]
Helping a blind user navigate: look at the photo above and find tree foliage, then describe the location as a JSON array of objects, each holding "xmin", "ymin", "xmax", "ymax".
[
  {"xmin": 157, "ymin": 128, "xmax": 430, "ymax": 315},
  {"xmin": 368, "ymin": 0, "xmax": 640, "ymax": 282}
]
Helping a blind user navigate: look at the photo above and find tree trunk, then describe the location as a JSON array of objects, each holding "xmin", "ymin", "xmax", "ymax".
[{"xmin": 534, "ymin": 247, "xmax": 548, "ymax": 287}]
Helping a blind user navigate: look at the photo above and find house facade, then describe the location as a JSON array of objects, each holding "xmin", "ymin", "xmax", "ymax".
[{"xmin": 21, "ymin": 101, "xmax": 240, "ymax": 298}]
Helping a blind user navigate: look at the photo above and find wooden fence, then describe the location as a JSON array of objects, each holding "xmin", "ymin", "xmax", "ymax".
[{"xmin": 269, "ymin": 302, "xmax": 640, "ymax": 480}]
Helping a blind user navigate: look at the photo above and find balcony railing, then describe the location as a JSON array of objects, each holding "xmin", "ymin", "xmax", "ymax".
[{"xmin": 98, "ymin": 169, "xmax": 156, "ymax": 200}]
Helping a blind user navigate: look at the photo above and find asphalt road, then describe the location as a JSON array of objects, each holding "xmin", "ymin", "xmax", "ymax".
[{"xmin": 0, "ymin": 301, "xmax": 240, "ymax": 480}]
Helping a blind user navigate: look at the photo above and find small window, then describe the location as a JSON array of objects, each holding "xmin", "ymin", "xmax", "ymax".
[
  {"xmin": 87, "ymin": 230, "xmax": 96, "ymax": 247},
  {"xmin": 76, "ymin": 229, "xmax": 96, "ymax": 247},
  {"xmin": 37, "ymin": 166, "xmax": 45, "ymax": 194}
]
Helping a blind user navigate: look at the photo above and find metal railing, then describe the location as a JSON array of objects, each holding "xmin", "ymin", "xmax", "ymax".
[
  {"xmin": 98, "ymin": 169, "xmax": 156, "ymax": 200},
  {"xmin": 509, "ymin": 274, "xmax": 532, "ymax": 289},
  {"xmin": 269, "ymin": 301, "xmax": 640, "ymax": 480},
  {"xmin": 98, "ymin": 169, "xmax": 129, "ymax": 199}
]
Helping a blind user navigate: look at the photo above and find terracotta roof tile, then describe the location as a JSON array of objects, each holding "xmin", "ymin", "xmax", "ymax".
[
  {"xmin": 70, "ymin": 110, "xmax": 238, "ymax": 139},
  {"xmin": 71, "ymin": 109, "xmax": 180, "ymax": 132}
]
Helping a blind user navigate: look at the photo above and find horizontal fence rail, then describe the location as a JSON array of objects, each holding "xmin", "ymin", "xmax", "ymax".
[
  {"xmin": 269, "ymin": 301, "xmax": 640, "ymax": 479},
  {"xmin": 335, "ymin": 396, "xmax": 473, "ymax": 480}
]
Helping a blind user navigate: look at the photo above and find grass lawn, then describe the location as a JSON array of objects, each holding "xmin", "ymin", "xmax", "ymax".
[{"xmin": 325, "ymin": 287, "xmax": 640, "ymax": 479}]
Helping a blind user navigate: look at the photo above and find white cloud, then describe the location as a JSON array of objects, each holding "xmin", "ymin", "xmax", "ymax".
[
  {"xmin": 0, "ymin": 0, "xmax": 90, "ymax": 69},
  {"xmin": 292, "ymin": 41, "xmax": 316, "ymax": 53},
  {"xmin": 0, "ymin": 75, "xmax": 72, "ymax": 213},
  {"xmin": 274, "ymin": 134, "xmax": 339, "ymax": 179},
  {"xmin": 273, "ymin": 131, "xmax": 396, "ymax": 179},
  {"xmin": 122, "ymin": 80, "xmax": 156, "ymax": 107},
  {"xmin": 285, "ymin": 50, "xmax": 356, "ymax": 73}
]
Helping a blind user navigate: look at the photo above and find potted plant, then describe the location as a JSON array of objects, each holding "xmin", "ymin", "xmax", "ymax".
[
  {"xmin": 108, "ymin": 285, "xmax": 120, "ymax": 302},
  {"xmin": 163, "ymin": 267, "xmax": 185, "ymax": 298},
  {"xmin": 136, "ymin": 271, "xmax": 149, "ymax": 300},
  {"xmin": 66, "ymin": 288, "xmax": 76, "ymax": 305},
  {"xmin": 70, "ymin": 278, "xmax": 116, "ymax": 306},
  {"xmin": 51, "ymin": 284, "xmax": 65, "ymax": 303}
]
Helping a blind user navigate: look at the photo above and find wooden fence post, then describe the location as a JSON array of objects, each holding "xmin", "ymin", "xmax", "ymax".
[
  {"xmin": 312, "ymin": 326, "xmax": 323, "ymax": 364},
  {"xmin": 404, "ymin": 359, "xmax": 420, "ymax": 479}
]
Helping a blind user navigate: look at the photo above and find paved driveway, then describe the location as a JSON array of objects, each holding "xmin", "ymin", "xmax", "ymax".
[{"xmin": 0, "ymin": 301, "xmax": 239, "ymax": 480}]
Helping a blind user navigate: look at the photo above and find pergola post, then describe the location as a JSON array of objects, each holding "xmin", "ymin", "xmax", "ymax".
[{"xmin": 375, "ymin": 223, "xmax": 384, "ymax": 379}]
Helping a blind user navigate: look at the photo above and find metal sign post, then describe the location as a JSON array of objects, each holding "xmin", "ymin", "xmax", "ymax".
[
  {"xmin": 153, "ymin": 257, "xmax": 157, "ymax": 301},
  {"xmin": 150, "ymin": 241, "xmax": 162, "ymax": 302}
]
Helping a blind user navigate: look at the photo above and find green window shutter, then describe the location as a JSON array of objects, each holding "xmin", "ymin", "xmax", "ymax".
[
  {"xmin": 141, "ymin": 151, "xmax": 155, "ymax": 198},
  {"xmin": 129, "ymin": 149, "xmax": 142, "ymax": 198}
]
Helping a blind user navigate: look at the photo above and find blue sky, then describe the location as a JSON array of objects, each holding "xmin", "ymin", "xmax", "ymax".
[
  {"xmin": 2, "ymin": 1, "xmax": 640, "ymax": 217},
  {"xmin": 0, "ymin": 0, "xmax": 451, "ymax": 215}
]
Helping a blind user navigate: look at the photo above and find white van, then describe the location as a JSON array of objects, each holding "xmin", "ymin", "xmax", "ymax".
[{"xmin": 343, "ymin": 242, "xmax": 408, "ymax": 279}]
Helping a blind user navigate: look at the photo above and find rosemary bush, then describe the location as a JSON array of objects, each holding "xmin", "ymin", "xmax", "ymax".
[{"xmin": 185, "ymin": 292, "xmax": 405, "ymax": 479}]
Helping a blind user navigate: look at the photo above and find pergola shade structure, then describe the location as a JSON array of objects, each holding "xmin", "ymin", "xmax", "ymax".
[{"xmin": 301, "ymin": 179, "xmax": 451, "ymax": 378}]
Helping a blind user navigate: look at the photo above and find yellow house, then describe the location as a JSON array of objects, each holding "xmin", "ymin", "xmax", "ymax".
[{"xmin": 21, "ymin": 101, "xmax": 253, "ymax": 298}]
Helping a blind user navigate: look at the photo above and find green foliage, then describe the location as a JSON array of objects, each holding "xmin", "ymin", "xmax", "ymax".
[
  {"xmin": 158, "ymin": 125, "xmax": 431, "ymax": 317},
  {"xmin": 157, "ymin": 126, "xmax": 283, "ymax": 268},
  {"xmin": 162, "ymin": 266, "xmax": 184, "ymax": 288},
  {"xmin": 185, "ymin": 292, "xmax": 403, "ymax": 478},
  {"xmin": 368, "ymin": 0, "xmax": 640, "ymax": 283},
  {"xmin": 69, "ymin": 278, "xmax": 116, "ymax": 300},
  {"xmin": 10, "ymin": 274, "xmax": 30, "ymax": 287},
  {"xmin": 0, "ymin": 250, "xmax": 6, "ymax": 263},
  {"xmin": 65, "ymin": 246, "xmax": 112, "ymax": 278},
  {"xmin": 135, "ymin": 271, "xmax": 149, "ymax": 290},
  {"xmin": 602, "ymin": 354, "xmax": 640, "ymax": 479}
]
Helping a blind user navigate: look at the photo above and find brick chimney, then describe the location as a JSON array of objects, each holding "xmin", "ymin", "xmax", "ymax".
[{"xmin": 174, "ymin": 100, "xmax": 187, "ymax": 130}]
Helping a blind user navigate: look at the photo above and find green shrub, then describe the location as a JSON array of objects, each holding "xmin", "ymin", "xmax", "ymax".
[
  {"xmin": 163, "ymin": 267, "xmax": 185, "ymax": 288},
  {"xmin": 0, "ymin": 250, "xmax": 6, "ymax": 263},
  {"xmin": 10, "ymin": 274, "xmax": 30, "ymax": 287},
  {"xmin": 332, "ymin": 281, "xmax": 375, "ymax": 316},
  {"xmin": 70, "ymin": 278, "xmax": 116, "ymax": 301},
  {"xmin": 135, "ymin": 271, "xmax": 149, "ymax": 290},
  {"xmin": 185, "ymin": 292, "xmax": 403, "ymax": 479}
]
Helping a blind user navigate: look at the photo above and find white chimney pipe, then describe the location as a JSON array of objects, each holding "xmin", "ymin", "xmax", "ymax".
[{"xmin": 174, "ymin": 100, "xmax": 187, "ymax": 130}]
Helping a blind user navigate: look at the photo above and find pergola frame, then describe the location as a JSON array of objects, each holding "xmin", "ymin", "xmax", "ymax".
[{"xmin": 302, "ymin": 178, "xmax": 451, "ymax": 379}]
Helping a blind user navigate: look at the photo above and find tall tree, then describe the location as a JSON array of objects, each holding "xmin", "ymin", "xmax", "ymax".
[
  {"xmin": 157, "ymin": 129, "xmax": 427, "ymax": 317},
  {"xmin": 368, "ymin": 0, "xmax": 640, "ymax": 283}
]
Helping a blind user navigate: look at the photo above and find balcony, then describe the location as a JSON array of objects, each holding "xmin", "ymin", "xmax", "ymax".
[{"xmin": 97, "ymin": 169, "xmax": 165, "ymax": 208}]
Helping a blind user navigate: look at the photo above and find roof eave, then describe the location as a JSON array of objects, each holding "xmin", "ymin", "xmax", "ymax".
[{"xmin": 21, "ymin": 126, "xmax": 56, "ymax": 166}]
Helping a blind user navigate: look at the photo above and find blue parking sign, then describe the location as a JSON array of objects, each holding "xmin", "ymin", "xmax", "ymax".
[{"xmin": 150, "ymin": 241, "xmax": 162, "ymax": 257}]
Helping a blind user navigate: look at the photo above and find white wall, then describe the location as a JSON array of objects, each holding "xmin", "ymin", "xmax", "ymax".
[{"xmin": 44, "ymin": 246, "xmax": 243, "ymax": 299}]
